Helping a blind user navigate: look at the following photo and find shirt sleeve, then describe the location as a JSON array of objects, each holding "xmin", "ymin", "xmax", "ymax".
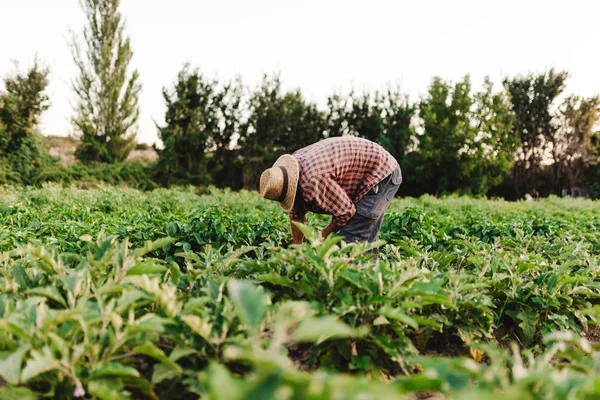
[{"xmin": 314, "ymin": 177, "xmax": 356, "ymax": 227}]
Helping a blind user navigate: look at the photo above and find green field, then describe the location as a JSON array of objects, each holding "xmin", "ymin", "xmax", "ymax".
[{"xmin": 0, "ymin": 185, "xmax": 599, "ymax": 399}]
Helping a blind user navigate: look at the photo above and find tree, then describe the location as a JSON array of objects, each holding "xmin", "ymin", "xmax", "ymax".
[
  {"xmin": 239, "ymin": 74, "xmax": 325, "ymax": 158},
  {"xmin": 239, "ymin": 74, "xmax": 283, "ymax": 161},
  {"xmin": 214, "ymin": 77, "xmax": 244, "ymax": 158},
  {"xmin": 346, "ymin": 91, "xmax": 384, "ymax": 143},
  {"xmin": 322, "ymin": 86, "xmax": 416, "ymax": 189},
  {"xmin": 276, "ymin": 90, "xmax": 327, "ymax": 152},
  {"xmin": 325, "ymin": 93, "xmax": 351, "ymax": 138},
  {"xmin": 0, "ymin": 62, "xmax": 49, "ymax": 152},
  {"xmin": 379, "ymin": 86, "xmax": 416, "ymax": 171},
  {"xmin": 551, "ymin": 95, "xmax": 600, "ymax": 192},
  {"xmin": 467, "ymin": 77, "xmax": 517, "ymax": 194},
  {"xmin": 0, "ymin": 61, "xmax": 53, "ymax": 185},
  {"xmin": 415, "ymin": 76, "xmax": 516, "ymax": 196},
  {"xmin": 210, "ymin": 77, "xmax": 245, "ymax": 188},
  {"xmin": 71, "ymin": 0, "xmax": 141, "ymax": 163},
  {"xmin": 503, "ymin": 69, "xmax": 568, "ymax": 195},
  {"xmin": 417, "ymin": 76, "xmax": 474, "ymax": 195},
  {"xmin": 155, "ymin": 65, "xmax": 222, "ymax": 186},
  {"xmin": 238, "ymin": 74, "xmax": 326, "ymax": 188}
]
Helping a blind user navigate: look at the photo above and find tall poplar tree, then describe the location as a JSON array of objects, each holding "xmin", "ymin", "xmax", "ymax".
[{"xmin": 71, "ymin": 0, "xmax": 141, "ymax": 163}]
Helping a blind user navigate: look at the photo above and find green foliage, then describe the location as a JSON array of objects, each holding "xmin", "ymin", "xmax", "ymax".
[
  {"xmin": 346, "ymin": 91, "xmax": 385, "ymax": 143},
  {"xmin": 0, "ymin": 187, "xmax": 598, "ymax": 398},
  {"xmin": 0, "ymin": 61, "xmax": 55, "ymax": 185},
  {"xmin": 145, "ymin": 67, "xmax": 598, "ymax": 197},
  {"xmin": 379, "ymin": 87, "xmax": 416, "ymax": 170},
  {"xmin": 552, "ymin": 95, "xmax": 600, "ymax": 192},
  {"xmin": 71, "ymin": 0, "xmax": 141, "ymax": 163},
  {"xmin": 468, "ymin": 77, "xmax": 518, "ymax": 194},
  {"xmin": 155, "ymin": 64, "xmax": 227, "ymax": 186},
  {"xmin": 42, "ymin": 161, "xmax": 155, "ymax": 190},
  {"xmin": 154, "ymin": 66, "xmax": 246, "ymax": 188},
  {"xmin": 237, "ymin": 73, "xmax": 326, "ymax": 188},
  {"xmin": 416, "ymin": 76, "xmax": 516, "ymax": 195},
  {"xmin": 417, "ymin": 76, "xmax": 472, "ymax": 194},
  {"xmin": 324, "ymin": 87, "xmax": 415, "ymax": 166},
  {"xmin": 504, "ymin": 69, "xmax": 568, "ymax": 195},
  {"xmin": 239, "ymin": 74, "xmax": 327, "ymax": 160}
]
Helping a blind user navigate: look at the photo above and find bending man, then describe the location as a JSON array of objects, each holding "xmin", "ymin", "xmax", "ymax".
[{"xmin": 259, "ymin": 137, "xmax": 401, "ymax": 248}]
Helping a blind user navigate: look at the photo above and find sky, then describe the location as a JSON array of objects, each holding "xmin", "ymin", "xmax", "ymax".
[{"xmin": 1, "ymin": 0, "xmax": 599, "ymax": 145}]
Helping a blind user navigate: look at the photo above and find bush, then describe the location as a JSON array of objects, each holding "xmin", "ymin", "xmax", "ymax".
[
  {"xmin": 42, "ymin": 161, "xmax": 156, "ymax": 190},
  {"xmin": 0, "ymin": 62, "xmax": 54, "ymax": 185}
]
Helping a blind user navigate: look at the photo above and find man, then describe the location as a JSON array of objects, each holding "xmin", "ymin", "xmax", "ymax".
[{"xmin": 259, "ymin": 136, "xmax": 401, "ymax": 247}]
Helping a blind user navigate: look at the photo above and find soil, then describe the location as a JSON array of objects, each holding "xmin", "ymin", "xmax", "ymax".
[
  {"xmin": 43, "ymin": 135, "xmax": 158, "ymax": 166},
  {"xmin": 582, "ymin": 325, "xmax": 600, "ymax": 343}
]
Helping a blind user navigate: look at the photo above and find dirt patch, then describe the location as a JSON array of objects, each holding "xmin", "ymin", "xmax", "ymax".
[
  {"xmin": 407, "ymin": 393, "xmax": 445, "ymax": 400},
  {"xmin": 418, "ymin": 333, "xmax": 468, "ymax": 358},
  {"xmin": 43, "ymin": 135, "xmax": 158, "ymax": 166},
  {"xmin": 44, "ymin": 135, "xmax": 78, "ymax": 165},
  {"xmin": 582, "ymin": 325, "xmax": 600, "ymax": 343},
  {"xmin": 129, "ymin": 146, "xmax": 158, "ymax": 164}
]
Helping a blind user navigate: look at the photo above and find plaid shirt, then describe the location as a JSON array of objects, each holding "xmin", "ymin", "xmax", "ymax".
[{"xmin": 289, "ymin": 137, "xmax": 398, "ymax": 226}]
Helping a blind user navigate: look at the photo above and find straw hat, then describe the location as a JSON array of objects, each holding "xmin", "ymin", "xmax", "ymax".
[{"xmin": 259, "ymin": 155, "xmax": 300, "ymax": 211}]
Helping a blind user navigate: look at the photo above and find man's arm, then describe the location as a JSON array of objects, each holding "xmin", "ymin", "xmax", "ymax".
[
  {"xmin": 321, "ymin": 218, "xmax": 340, "ymax": 239},
  {"xmin": 314, "ymin": 177, "xmax": 356, "ymax": 236},
  {"xmin": 291, "ymin": 216, "xmax": 307, "ymax": 244}
]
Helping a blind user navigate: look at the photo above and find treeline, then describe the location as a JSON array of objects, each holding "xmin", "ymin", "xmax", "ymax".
[
  {"xmin": 153, "ymin": 68, "xmax": 600, "ymax": 199},
  {"xmin": 1, "ymin": 0, "xmax": 599, "ymax": 199}
]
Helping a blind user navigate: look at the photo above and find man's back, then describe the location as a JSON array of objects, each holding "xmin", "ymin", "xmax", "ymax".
[
  {"xmin": 260, "ymin": 136, "xmax": 402, "ymax": 247},
  {"xmin": 293, "ymin": 136, "xmax": 398, "ymax": 204}
]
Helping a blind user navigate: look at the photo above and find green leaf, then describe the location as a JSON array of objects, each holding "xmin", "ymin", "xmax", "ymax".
[
  {"xmin": 508, "ymin": 307, "xmax": 539, "ymax": 346},
  {"xmin": 126, "ymin": 261, "xmax": 168, "ymax": 276},
  {"xmin": 132, "ymin": 342, "xmax": 181, "ymax": 372},
  {"xmin": 350, "ymin": 355, "xmax": 373, "ymax": 371},
  {"xmin": 379, "ymin": 306, "xmax": 419, "ymax": 329},
  {"xmin": 292, "ymin": 316, "xmax": 368, "ymax": 344},
  {"xmin": 0, "ymin": 386, "xmax": 38, "ymax": 400},
  {"xmin": 182, "ymin": 315, "xmax": 212, "ymax": 341},
  {"xmin": 204, "ymin": 363, "xmax": 241, "ymax": 400},
  {"xmin": 0, "ymin": 320, "xmax": 30, "ymax": 341},
  {"xmin": 0, "ymin": 346, "xmax": 29, "ymax": 385},
  {"xmin": 58, "ymin": 269, "xmax": 81, "ymax": 297},
  {"xmin": 133, "ymin": 237, "xmax": 177, "ymax": 258},
  {"xmin": 257, "ymin": 273, "xmax": 311, "ymax": 294},
  {"xmin": 21, "ymin": 347, "xmax": 60, "ymax": 382},
  {"xmin": 165, "ymin": 222, "xmax": 178, "ymax": 238},
  {"xmin": 89, "ymin": 363, "xmax": 141, "ymax": 379},
  {"xmin": 228, "ymin": 280, "xmax": 268, "ymax": 333},
  {"xmin": 151, "ymin": 363, "xmax": 180, "ymax": 384},
  {"xmin": 395, "ymin": 375, "xmax": 443, "ymax": 392},
  {"xmin": 13, "ymin": 264, "xmax": 31, "ymax": 289},
  {"xmin": 169, "ymin": 262, "xmax": 181, "ymax": 285},
  {"xmin": 243, "ymin": 371, "xmax": 282, "ymax": 400},
  {"xmin": 26, "ymin": 287, "xmax": 67, "ymax": 308},
  {"xmin": 169, "ymin": 346, "xmax": 197, "ymax": 362},
  {"xmin": 87, "ymin": 378, "xmax": 128, "ymax": 400},
  {"xmin": 317, "ymin": 235, "xmax": 344, "ymax": 258}
]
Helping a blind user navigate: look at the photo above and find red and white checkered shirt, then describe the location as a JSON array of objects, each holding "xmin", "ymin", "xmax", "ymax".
[{"xmin": 289, "ymin": 137, "xmax": 398, "ymax": 226}]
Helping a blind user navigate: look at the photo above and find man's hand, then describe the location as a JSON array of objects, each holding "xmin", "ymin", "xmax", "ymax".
[
  {"xmin": 321, "ymin": 218, "xmax": 339, "ymax": 239},
  {"xmin": 291, "ymin": 217, "xmax": 306, "ymax": 244}
]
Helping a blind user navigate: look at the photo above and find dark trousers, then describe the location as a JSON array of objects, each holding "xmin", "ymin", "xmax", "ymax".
[{"xmin": 338, "ymin": 166, "xmax": 402, "ymax": 250}]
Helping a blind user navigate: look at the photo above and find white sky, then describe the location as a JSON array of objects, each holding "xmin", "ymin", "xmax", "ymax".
[{"xmin": 1, "ymin": 0, "xmax": 599, "ymax": 145}]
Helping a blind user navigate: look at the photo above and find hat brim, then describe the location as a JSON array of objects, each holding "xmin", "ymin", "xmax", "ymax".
[{"xmin": 272, "ymin": 155, "xmax": 299, "ymax": 212}]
